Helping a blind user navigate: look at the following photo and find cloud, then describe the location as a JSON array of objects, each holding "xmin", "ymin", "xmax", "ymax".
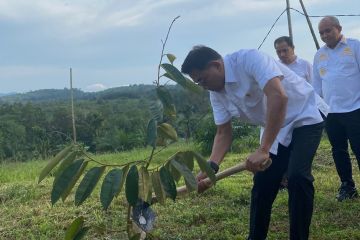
[
  {"xmin": 0, "ymin": 0, "xmax": 340, "ymax": 41},
  {"xmin": 0, "ymin": 0, "xmax": 192, "ymax": 39},
  {"xmin": 180, "ymin": 0, "xmax": 341, "ymax": 23},
  {"xmin": 345, "ymin": 24, "xmax": 360, "ymax": 38},
  {"xmin": 83, "ymin": 83, "xmax": 107, "ymax": 92}
]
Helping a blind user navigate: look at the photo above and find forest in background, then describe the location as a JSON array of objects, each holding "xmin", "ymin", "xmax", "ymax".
[
  {"xmin": 0, "ymin": 85, "xmax": 208, "ymax": 161},
  {"xmin": 0, "ymin": 84, "xmax": 258, "ymax": 162}
]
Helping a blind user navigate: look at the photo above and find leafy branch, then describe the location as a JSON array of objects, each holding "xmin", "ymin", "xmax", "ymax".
[
  {"xmin": 38, "ymin": 16, "xmax": 213, "ymax": 240},
  {"xmin": 155, "ymin": 15, "xmax": 180, "ymax": 86}
]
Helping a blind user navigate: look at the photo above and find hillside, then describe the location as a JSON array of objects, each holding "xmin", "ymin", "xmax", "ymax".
[
  {"xmin": 0, "ymin": 85, "xmax": 158, "ymax": 103},
  {"xmin": 0, "ymin": 84, "xmax": 211, "ymax": 162}
]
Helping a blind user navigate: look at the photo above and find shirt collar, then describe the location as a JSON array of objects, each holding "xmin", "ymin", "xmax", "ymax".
[
  {"xmin": 324, "ymin": 35, "xmax": 347, "ymax": 49},
  {"xmin": 339, "ymin": 35, "xmax": 347, "ymax": 45},
  {"xmin": 281, "ymin": 56, "xmax": 298, "ymax": 65},
  {"xmin": 223, "ymin": 54, "xmax": 237, "ymax": 83}
]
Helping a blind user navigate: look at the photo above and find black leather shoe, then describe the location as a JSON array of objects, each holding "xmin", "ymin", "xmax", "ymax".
[{"xmin": 336, "ymin": 182, "xmax": 359, "ymax": 202}]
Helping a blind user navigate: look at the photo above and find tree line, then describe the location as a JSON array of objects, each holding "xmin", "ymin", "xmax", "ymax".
[{"xmin": 0, "ymin": 84, "xmax": 214, "ymax": 162}]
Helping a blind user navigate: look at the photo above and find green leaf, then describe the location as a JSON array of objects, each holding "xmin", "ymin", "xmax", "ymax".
[
  {"xmin": 165, "ymin": 161, "xmax": 181, "ymax": 183},
  {"xmin": 159, "ymin": 167, "xmax": 177, "ymax": 201},
  {"xmin": 156, "ymin": 86, "xmax": 176, "ymax": 120},
  {"xmin": 149, "ymin": 100, "xmax": 163, "ymax": 122},
  {"xmin": 61, "ymin": 161, "xmax": 88, "ymax": 202},
  {"xmin": 184, "ymin": 76, "xmax": 204, "ymax": 94},
  {"xmin": 138, "ymin": 166, "xmax": 151, "ymax": 203},
  {"xmin": 55, "ymin": 150, "xmax": 78, "ymax": 178},
  {"xmin": 75, "ymin": 166, "xmax": 106, "ymax": 206},
  {"xmin": 64, "ymin": 216, "xmax": 84, "ymax": 240},
  {"xmin": 170, "ymin": 159, "xmax": 197, "ymax": 192},
  {"xmin": 74, "ymin": 227, "xmax": 90, "ymax": 240},
  {"xmin": 51, "ymin": 159, "xmax": 84, "ymax": 205},
  {"xmin": 38, "ymin": 144, "xmax": 73, "ymax": 183},
  {"xmin": 125, "ymin": 165, "xmax": 139, "ymax": 207},
  {"xmin": 161, "ymin": 63, "xmax": 203, "ymax": 94},
  {"xmin": 129, "ymin": 233, "xmax": 141, "ymax": 240},
  {"xmin": 100, "ymin": 168, "xmax": 123, "ymax": 210},
  {"xmin": 146, "ymin": 118, "xmax": 157, "ymax": 148},
  {"xmin": 157, "ymin": 123, "xmax": 177, "ymax": 142},
  {"xmin": 166, "ymin": 53, "xmax": 176, "ymax": 64},
  {"xmin": 193, "ymin": 152, "xmax": 216, "ymax": 185},
  {"xmin": 151, "ymin": 171, "xmax": 166, "ymax": 205},
  {"xmin": 180, "ymin": 151, "xmax": 195, "ymax": 171},
  {"xmin": 117, "ymin": 165, "xmax": 130, "ymax": 197}
]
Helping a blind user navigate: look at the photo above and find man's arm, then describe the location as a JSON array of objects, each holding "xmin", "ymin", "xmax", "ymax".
[
  {"xmin": 312, "ymin": 55, "xmax": 323, "ymax": 97},
  {"xmin": 209, "ymin": 120, "xmax": 232, "ymax": 166},
  {"xmin": 196, "ymin": 120, "xmax": 232, "ymax": 192},
  {"xmin": 246, "ymin": 76, "xmax": 288, "ymax": 172}
]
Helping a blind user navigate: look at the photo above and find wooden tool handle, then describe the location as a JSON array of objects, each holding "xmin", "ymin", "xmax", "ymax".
[{"xmin": 152, "ymin": 158, "xmax": 272, "ymax": 202}]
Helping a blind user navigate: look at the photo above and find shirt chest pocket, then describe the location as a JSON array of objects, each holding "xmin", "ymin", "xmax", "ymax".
[
  {"xmin": 338, "ymin": 55, "xmax": 357, "ymax": 72},
  {"xmin": 339, "ymin": 55, "xmax": 356, "ymax": 65}
]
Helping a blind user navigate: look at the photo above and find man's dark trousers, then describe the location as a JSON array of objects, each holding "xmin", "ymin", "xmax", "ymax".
[
  {"xmin": 326, "ymin": 108, "xmax": 360, "ymax": 186},
  {"xmin": 248, "ymin": 122, "xmax": 324, "ymax": 240}
]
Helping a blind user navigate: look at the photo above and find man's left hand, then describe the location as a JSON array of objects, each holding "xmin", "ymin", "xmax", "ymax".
[
  {"xmin": 196, "ymin": 171, "xmax": 213, "ymax": 193},
  {"xmin": 246, "ymin": 148, "xmax": 270, "ymax": 173}
]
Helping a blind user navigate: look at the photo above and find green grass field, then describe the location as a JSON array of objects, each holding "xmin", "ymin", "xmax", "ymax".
[{"xmin": 1, "ymin": 140, "xmax": 359, "ymax": 240}]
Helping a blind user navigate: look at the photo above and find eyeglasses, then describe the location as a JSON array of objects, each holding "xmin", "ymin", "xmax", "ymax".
[{"xmin": 193, "ymin": 78, "xmax": 204, "ymax": 85}]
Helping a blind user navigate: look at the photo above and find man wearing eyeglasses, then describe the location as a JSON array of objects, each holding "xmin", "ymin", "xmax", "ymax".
[
  {"xmin": 181, "ymin": 45, "xmax": 324, "ymax": 240},
  {"xmin": 313, "ymin": 16, "xmax": 360, "ymax": 202}
]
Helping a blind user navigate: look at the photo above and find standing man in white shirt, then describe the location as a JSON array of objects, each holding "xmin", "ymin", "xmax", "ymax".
[
  {"xmin": 274, "ymin": 36, "xmax": 329, "ymax": 117},
  {"xmin": 275, "ymin": 36, "xmax": 312, "ymax": 81},
  {"xmin": 313, "ymin": 16, "xmax": 360, "ymax": 201},
  {"xmin": 273, "ymin": 36, "xmax": 329, "ymax": 189},
  {"xmin": 181, "ymin": 45, "xmax": 324, "ymax": 240}
]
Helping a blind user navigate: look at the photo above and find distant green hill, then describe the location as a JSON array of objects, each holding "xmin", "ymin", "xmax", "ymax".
[
  {"xmin": 0, "ymin": 84, "xmax": 158, "ymax": 103},
  {"xmin": 0, "ymin": 83, "xmax": 211, "ymax": 161}
]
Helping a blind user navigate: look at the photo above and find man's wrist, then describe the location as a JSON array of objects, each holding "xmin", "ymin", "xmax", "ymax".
[
  {"xmin": 259, "ymin": 145, "xmax": 270, "ymax": 154},
  {"xmin": 208, "ymin": 160, "xmax": 219, "ymax": 174}
]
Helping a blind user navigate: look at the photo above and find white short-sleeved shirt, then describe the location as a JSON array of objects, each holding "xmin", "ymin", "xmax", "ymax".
[
  {"xmin": 313, "ymin": 36, "xmax": 360, "ymax": 113},
  {"xmin": 210, "ymin": 49, "xmax": 323, "ymax": 154},
  {"xmin": 286, "ymin": 56, "xmax": 313, "ymax": 83},
  {"xmin": 280, "ymin": 57, "xmax": 329, "ymax": 116}
]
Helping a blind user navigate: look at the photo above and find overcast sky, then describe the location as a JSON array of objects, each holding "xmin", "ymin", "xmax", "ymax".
[{"xmin": 1, "ymin": 0, "xmax": 360, "ymax": 93}]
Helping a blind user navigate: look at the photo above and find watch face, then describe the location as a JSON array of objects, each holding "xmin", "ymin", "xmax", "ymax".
[{"xmin": 209, "ymin": 161, "xmax": 219, "ymax": 173}]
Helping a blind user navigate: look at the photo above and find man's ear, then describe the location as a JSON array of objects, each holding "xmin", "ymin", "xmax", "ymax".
[{"xmin": 335, "ymin": 25, "xmax": 342, "ymax": 32}]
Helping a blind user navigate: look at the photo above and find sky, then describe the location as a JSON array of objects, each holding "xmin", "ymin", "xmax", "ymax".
[{"xmin": 1, "ymin": 0, "xmax": 360, "ymax": 93}]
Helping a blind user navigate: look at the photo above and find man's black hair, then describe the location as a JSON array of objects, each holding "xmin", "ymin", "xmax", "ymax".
[
  {"xmin": 181, "ymin": 45, "xmax": 222, "ymax": 74},
  {"xmin": 274, "ymin": 36, "xmax": 294, "ymax": 48}
]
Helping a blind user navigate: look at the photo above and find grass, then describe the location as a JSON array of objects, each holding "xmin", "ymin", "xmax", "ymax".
[{"xmin": 0, "ymin": 140, "xmax": 360, "ymax": 239}]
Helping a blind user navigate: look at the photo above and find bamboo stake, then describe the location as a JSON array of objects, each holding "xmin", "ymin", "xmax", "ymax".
[
  {"xmin": 299, "ymin": 0, "xmax": 320, "ymax": 50},
  {"xmin": 286, "ymin": 0, "xmax": 294, "ymax": 42},
  {"xmin": 70, "ymin": 68, "xmax": 77, "ymax": 143}
]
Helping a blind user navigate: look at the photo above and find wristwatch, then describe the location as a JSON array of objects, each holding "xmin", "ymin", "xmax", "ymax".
[{"xmin": 208, "ymin": 160, "xmax": 219, "ymax": 174}]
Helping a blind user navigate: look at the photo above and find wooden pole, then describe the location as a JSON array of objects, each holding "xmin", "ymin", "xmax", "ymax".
[
  {"xmin": 70, "ymin": 68, "xmax": 77, "ymax": 143},
  {"xmin": 151, "ymin": 159, "xmax": 272, "ymax": 203},
  {"xmin": 299, "ymin": 0, "xmax": 320, "ymax": 50},
  {"xmin": 286, "ymin": 0, "xmax": 293, "ymax": 42}
]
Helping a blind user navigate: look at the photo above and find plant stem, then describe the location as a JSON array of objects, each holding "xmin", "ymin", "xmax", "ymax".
[
  {"xmin": 156, "ymin": 15, "xmax": 180, "ymax": 86},
  {"xmin": 126, "ymin": 205, "xmax": 132, "ymax": 239},
  {"xmin": 145, "ymin": 147, "xmax": 156, "ymax": 169},
  {"xmin": 82, "ymin": 151, "xmax": 147, "ymax": 167}
]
